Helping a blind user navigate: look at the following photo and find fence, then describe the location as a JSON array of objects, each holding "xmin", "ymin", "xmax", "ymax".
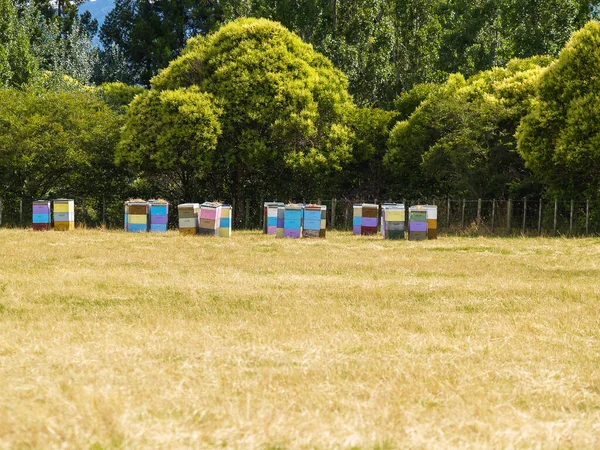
[{"xmin": 2, "ymin": 196, "xmax": 600, "ymax": 236}]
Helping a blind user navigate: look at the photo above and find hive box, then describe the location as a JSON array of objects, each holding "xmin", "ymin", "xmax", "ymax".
[
  {"xmin": 124, "ymin": 200, "xmax": 149, "ymax": 232},
  {"xmin": 219, "ymin": 205, "xmax": 232, "ymax": 237},
  {"xmin": 283, "ymin": 204, "xmax": 303, "ymax": 238},
  {"xmin": 409, "ymin": 206, "xmax": 428, "ymax": 241},
  {"xmin": 361, "ymin": 204, "xmax": 379, "ymax": 235},
  {"xmin": 424, "ymin": 205, "xmax": 438, "ymax": 239},
  {"xmin": 199, "ymin": 202, "xmax": 222, "ymax": 236},
  {"xmin": 353, "ymin": 205, "xmax": 362, "ymax": 235},
  {"xmin": 264, "ymin": 202, "xmax": 284, "ymax": 234},
  {"xmin": 53, "ymin": 199, "xmax": 75, "ymax": 231},
  {"xmin": 149, "ymin": 200, "xmax": 169, "ymax": 232},
  {"xmin": 382, "ymin": 203, "xmax": 405, "ymax": 240},
  {"xmin": 276, "ymin": 206, "xmax": 285, "ymax": 238},
  {"xmin": 178, "ymin": 203, "xmax": 200, "ymax": 235},
  {"xmin": 32, "ymin": 201, "xmax": 51, "ymax": 231},
  {"xmin": 320, "ymin": 205, "xmax": 327, "ymax": 238},
  {"xmin": 302, "ymin": 205, "xmax": 325, "ymax": 238}
]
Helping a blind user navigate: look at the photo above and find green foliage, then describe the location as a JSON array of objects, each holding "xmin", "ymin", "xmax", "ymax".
[
  {"xmin": 517, "ymin": 21, "xmax": 600, "ymax": 198},
  {"xmin": 338, "ymin": 107, "xmax": 398, "ymax": 198},
  {"xmin": 385, "ymin": 57, "xmax": 552, "ymax": 198},
  {"xmin": 97, "ymin": 82, "xmax": 146, "ymax": 113},
  {"xmin": 0, "ymin": 87, "xmax": 123, "ymax": 201},
  {"xmin": 117, "ymin": 87, "xmax": 222, "ymax": 199},
  {"xmin": 149, "ymin": 18, "xmax": 355, "ymax": 200},
  {"xmin": 393, "ymin": 83, "xmax": 440, "ymax": 121},
  {"xmin": 0, "ymin": 0, "xmax": 38, "ymax": 87}
]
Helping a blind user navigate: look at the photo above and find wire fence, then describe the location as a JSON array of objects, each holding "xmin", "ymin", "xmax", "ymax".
[{"xmin": 2, "ymin": 196, "xmax": 600, "ymax": 236}]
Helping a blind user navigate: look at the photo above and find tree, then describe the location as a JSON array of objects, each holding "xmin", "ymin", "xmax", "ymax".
[
  {"xmin": 148, "ymin": 18, "xmax": 355, "ymax": 204},
  {"xmin": 385, "ymin": 57, "xmax": 552, "ymax": 199},
  {"xmin": 97, "ymin": 82, "xmax": 146, "ymax": 113},
  {"xmin": 0, "ymin": 87, "xmax": 123, "ymax": 202},
  {"xmin": 100, "ymin": 0, "xmax": 224, "ymax": 85},
  {"xmin": 117, "ymin": 87, "xmax": 222, "ymax": 200},
  {"xmin": 0, "ymin": 0, "xmax": 38, "ymax": 87},
  {"xmin": 517, "ymin": 21, "xmax": 600, "ymax": 198}
]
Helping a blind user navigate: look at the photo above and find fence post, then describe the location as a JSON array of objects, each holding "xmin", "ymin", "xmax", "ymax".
[
  {"xmin": 19, "ymin": 198, "xmax": 23, "ymax": 227},
  {"xmin": 0, "ymin": 199, "xmax": 2, "ymax": 227},
  {"xmin": 331, "ymin": 198, "xmax": 337, "ymax": 228},
  {"xmin": 102, "ymin": 196, "xmax": 106, "ymax": 227},
  {"xmin": 461, "ymin": 198, "xmax": 465, "ymax": 229},
  {"xmin": 553, "ymin": 199, "xmax": 558, "ymax": 235},
  {"xmin": 522, "ymin": 197, "xmax": 527, "ymax": 234},
  {"xmin": 507, "ymin": 199, "xmax": 512, "ymax": 234},
  {"xmin": 447, "ymin": 197, "xmax": 451, "ymax": 230},
  {"xmin": 244, "ymin": 198, "xmax": 250, "ymax": 229},
  {"xmin": 586, "ymin": 198, "xmax": 589, "ymax": 235},
  {"xmin": 477, "ymin": 198, "xmax": 482, "ymax": 225},
  {"xmin": 538, "ymin": 198, "xmax": 543, "ymax": 236},
  {"xmin": 345, "ymin": 202, "xmax": 350, "ymax": 230},
  {"xmin": 491, "ymin": 199, "xmax": 496, "ymax": 230},
  {"xmin": 570, "ymin": 199, "xmax": 574, "ymax": 235}
]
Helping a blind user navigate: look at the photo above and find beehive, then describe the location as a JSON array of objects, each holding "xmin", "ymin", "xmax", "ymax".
[
  {"xmin": 320, "ymin": 205, "xmax": 327, "ymax": 238},
  {"xmin": 124, "ymin": 200, "xmax": 149, "ymax": 232},
  {"xmin": 353, "ymin": 205, "xmax": 362, "ymax": 235},
  {"xmin": 32, "ymin": 200, "xmax": 51, "ymax": 231},
  {"xmin": 409, "ymin": 206, "xmax": 428, "ymax": 241},
  {"xmin": 283, "ymin": 204, "xmax": 303, "ymax": 238},
  {"xmin": 199, "ymin": 202, "xmax": 222, "ymax": 236},
  {"xmin": 178, "ymin": 203, "xmax": 200, "ymax": 235},
  {"xmin": 264, "ymin": 202, "xmax": 284, "ymax": 235},
  {"xmin": 148, "ymin": 200, "xmax": 169, "ymax": 232},
  {"xmin": 360, "ymin": 203, "xmax": 379, "ymax": 235},
  {"xmin": 424, "ymin": 205, "xmax": 438, "ymax": 239},
  {"xmin": 219, "ymin": 204, "xmax": 232, "ymax": 237},
  {"xmin": 53, "ymin": 199, "xmax": 75, "ymax": 231},
  {"xmin": 302, "ymin": 204, "xmax": 323, "ymax": 238},
  {"xmin": 382, "ymin": 203, "xmax": 405, "ymax": 240},
  {"xmin": 276, "ymin": 206, "xmax": 285, "ymax": 238}
]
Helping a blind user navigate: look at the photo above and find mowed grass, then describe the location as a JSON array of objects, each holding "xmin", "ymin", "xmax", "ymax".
[{"xmin": 0, "ymin": 229, "xmax": 599, "ymax": 449}]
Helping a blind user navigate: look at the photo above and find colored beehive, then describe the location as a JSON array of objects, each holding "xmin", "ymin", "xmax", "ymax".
[
  {"xmin": 53, "ymin": 199, "xmax": 75, "ymax": 231},
  {"xmin": 302, "ymin": 204, "xmax": 324, "ymax": 238},
  {"xmin": 32, "ymin": 200, "xmax": 51, "ymax": 231},
  {"xmin": 382, "ymin": 203, "xmax": 405, "ymax": 240},
  {"xmin": 124, "ymin": 200, "xmax": 149, "ymax": 232},
  {"xmin": 424, "ymin": 205, "xmax": 438, "ymax": 239},
  {"xmin": 409, "ymin": 206, "xmax": 428, "ymax": 241},
  {"xmin": 320, "ymin": 205, "xmax": 327, "ymax": 238},
  {"xmin": 353, "ymin": 205, "xmax": 362, "ymax": 235},
  {"xmin": 361, "ymin": 203, "xmax": 379, "ymax": 235},
  {"xmin": 219, "ymin": 204, "xmax": 232, "ymax": 237},
  {"xmin": 264, "ymin": 202, "xmax": 284, "ymax": 235},
  {"xmin": 276, "ymin": 206, "xmax": 285, "ymax": 238},
  {"xmin": 148, "ymin": 200, "xmax": 169, "ymax": 232},
  {"xmin": 283, "ymin": 204, "xmax": 303, "ymax": 238},
  {"xmin": 178, "ymin": 203, "xmax": 200, "ymax": 235},
  {"xmin": 199, "ymin": 202, "xmax": 222, "ymax": 236}
]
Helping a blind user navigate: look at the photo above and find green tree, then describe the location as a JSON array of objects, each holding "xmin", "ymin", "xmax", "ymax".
[
  {"xmin": 0, "ymin": 0, "xmax": 38, "ymax": 87},
  {"xmin": 0, "ymin": 87, "xmax": 123, "ymax": 203},
  {"xmin": 517, "ymin": 21, "xmax": 600, "ymax": 198},
  {"xmin": 117, "ymin": 87, "xmax": 222, "ymax": 200},
  {"xmin": 149, "ymin": 17, "xmax": 355, "ymax": 204},
  {"xmin": 385, "ymin": 57, "xmax": 551, "ymax": 199},
  {"xmin": 97, "ymin": 82, "xmax": 146, "ymax": 113}
]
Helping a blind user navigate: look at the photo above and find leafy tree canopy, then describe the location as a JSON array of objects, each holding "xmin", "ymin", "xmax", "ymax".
[
  {"xmin": 147, "ymin": 18, "xmax": 356, "ymax": 201},
  {"xmin": 517, "ymin": 20, "xmax": 600, "ymax": 198},
  {"xmin": 385, "ymin": 56, "xmax": 553, "ymax": 199}
]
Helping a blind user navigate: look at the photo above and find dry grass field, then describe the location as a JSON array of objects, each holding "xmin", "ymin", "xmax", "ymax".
[{"xmin": 0, "ymin": 228, "xmax": 599, "ymax": 449}]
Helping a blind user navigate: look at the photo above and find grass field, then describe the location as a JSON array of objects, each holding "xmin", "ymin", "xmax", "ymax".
[{"xmin": 0, "ymin": 229, "xmax": 599, "ymax": 449}]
